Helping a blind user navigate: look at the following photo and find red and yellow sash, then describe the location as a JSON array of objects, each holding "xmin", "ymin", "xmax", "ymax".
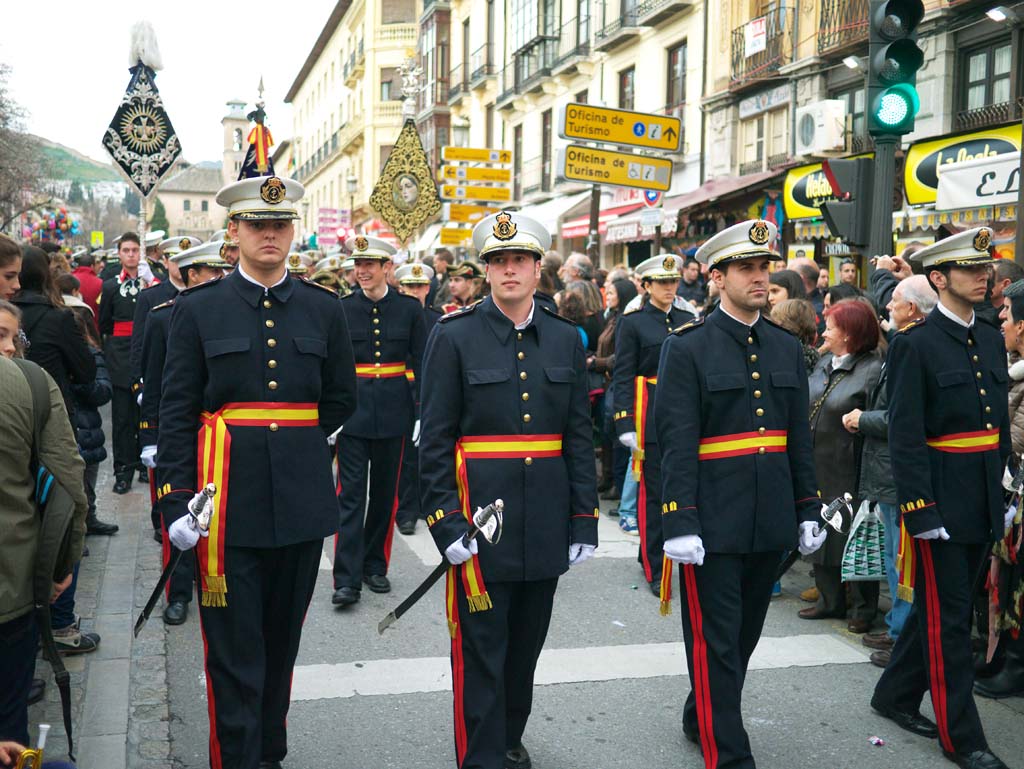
[
  {"xmin": 247, "ymin": 124, "xmax": 273, "ymax": 174},
  {"xmin": 896, "ymin": 518, "xmax": 915, "ymax": 602},
  {"xmin": 196, "ymin": 402, "xmax": 319, "ymax": 607},
  {"xmin": 446, "ymin": 434, "xmax": 564, "ymax": 636},
  {"xmin": 631, "ymin": 376, "xmax": 657, "ymax": 480},
  {"xmin": 355, "ymin": 362, "xmax": 407, "ymax": 378},
  {"xmin": 926, "ymin": 429, "xmax": 999, "ymax": 454}
]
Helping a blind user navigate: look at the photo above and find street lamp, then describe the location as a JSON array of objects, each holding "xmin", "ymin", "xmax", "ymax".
[{"xmin": 347, "ymin": 173, "xmax": 358, "ymax": 235}]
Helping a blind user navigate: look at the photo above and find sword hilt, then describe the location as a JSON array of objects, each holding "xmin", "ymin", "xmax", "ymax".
[
  {"xmin": 188, "ymin": 483, "xmax": 217, "ymax": 533},
  {"xmin": 815, "ymin": 492, "xmax": 853, "ymax": 537}
]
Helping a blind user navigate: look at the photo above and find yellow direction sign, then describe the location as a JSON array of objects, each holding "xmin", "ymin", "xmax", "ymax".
[
  {"xmin": 90, "ymin": 231, "xmax": 104, "ymax": 248},
  {"xmin": 440, "ymin": 227, "xmax": 473, "ymax": 246},
  {"xmin": 448, "ymin": 203, "xmax": 501, "ymax": 224},
  {"xmin": 441, "ymin": 184, "xmax": 513, "ymax": 202},
  {"xmin": 440, "ymin": 165, "xmax": 513, "ymax": 184},
  {"xmin": 441, "ymin": 146, "xmax": 513, "ymax": 164},
  {"xmin": 558, "ymin": 103, "xmax": 682, "ymax": 152},
  {"xmin": 559, "ymin": 145, "xmax": 673, "ymax": 192}
]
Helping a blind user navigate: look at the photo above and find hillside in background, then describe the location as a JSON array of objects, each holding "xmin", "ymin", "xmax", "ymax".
[{"xmin": 35, "ymin": 136, "xmax": 119, "ymax": 183}]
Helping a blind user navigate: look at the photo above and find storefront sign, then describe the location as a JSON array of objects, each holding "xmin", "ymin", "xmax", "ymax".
[
  {"xmin": 604, "ymin": 212, "xmax": 678, "ymax": 244},
  {"xmin": 904, "ymin": 124, "xmax": 1021, "ymax": 206},
  {"xmin": 738, "ymin": 84, "xmax": 790, "ymax": 120},
  {"xmin": 783, "ymin": 156, "xmax": 873, "ymax": 220},
  {"xmin": 936, "ymin": 151, "xmax": 1020, "ymax": 210}
]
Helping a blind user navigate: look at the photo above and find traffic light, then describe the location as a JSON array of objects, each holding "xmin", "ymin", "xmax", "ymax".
[
  {"xmin": 867, "ymin": 0, "xmax": 925, "ymax": 136},
  {"xmin": 820, "ymin": 158, "xmax": 874, "ymax": 247}
]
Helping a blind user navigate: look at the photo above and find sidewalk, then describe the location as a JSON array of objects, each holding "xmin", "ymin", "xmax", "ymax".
[{"xmin": 28, "ymin": 424, "xmax": 173, "ymax": 769}]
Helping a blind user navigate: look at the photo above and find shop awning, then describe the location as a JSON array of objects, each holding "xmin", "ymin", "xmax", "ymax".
[
  {"xmin": 795, "ymin": 212, "xmax": 908, "ymax": 241},
  {"xmin": 516, "ymin": 191, "xmax": 591, "ymax": 238},
  {"xmin": 561, "ymin": 203, "xmax": 645, "ymax": 239},
  {"xmin": 904, "ymin": 204, "xmax": 1017, "ymax": 231},
  {"xmin": 664, "ymin": 169, "xmax": 785, "ymax": 212},
  {"xmin": 605, "ymin": 207, "xmax": 681, "ymax": 244}
]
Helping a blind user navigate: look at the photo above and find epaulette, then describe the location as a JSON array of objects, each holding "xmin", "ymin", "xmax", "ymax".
[
  {"xmin": 298, "ymin": 275, "xmax": 340, "ymax": 295},
  {"xmin": 541, "ymin": 305, "xmax": 577, "ymax": 325},
  {"xmin": 671, "ymin": 316, "xmax": 705, "ymax": 335},
  {"xmin": 898, "ymin": 317, "xmax": 926, "ymax": 333},
  {"xmin": 151, "ymin": 299, "xmax": 175, "ymax": 312},
  {"xmin": 760, "ymin": 314, "xmax": 795, "ymax": 336},
  {"xmin": 179, "ymin": 278, "xmax": 219, "ymax": 296},
  {"xmin": 438, "ymin": 303, "xmax": 478, "ymax": 323}
]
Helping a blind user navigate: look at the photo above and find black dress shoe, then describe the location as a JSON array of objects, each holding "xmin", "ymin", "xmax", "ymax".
[
  {"xmin": 870, "ymin": 697, "xmax": 939, "ymax": 738},
  {"xmin": 153, "ymin": 529, "xmax": 163, "ymax": 544},
  {"xmin": 397, "ymin": 520, "xmax": 416, "ymax": 535},
  {"xmin": 942, "ymin": 750, "xmax": 1010, "ymax": 769},
  {"xmin": 505, "ymin": 742, "xmax": 531, "ymax": 769},
  {"xmin": 163, "ymin": 602, "xmax": 189, "ymax": 625},
  {"xmin": 649, "ymin": 580, "xmax": 662, "ymax": 596},
  {"xmin": 112, "ymin": 478, "xmax": 131, "ymax": 495},
  {"xmin": 798, "ymin": 606, "xmax": 845, "ymax": 620},
  {"xmin": 363, "ymin": 574, "xmax": 391, "ymax": 593},
  {"xmin": 138, "ymin": 467, "xmax": 150, "ymax": 484},
  {"xmin": 86, "ymin": 516, "xmax": 119, "ymax": 536},
  {"xmin": 28, "ymin": 677, "xmax": 46, "ymax": 705},
  {"xmin": 332, "ymin": 587, "xmax": 361, "ymax": 606}
]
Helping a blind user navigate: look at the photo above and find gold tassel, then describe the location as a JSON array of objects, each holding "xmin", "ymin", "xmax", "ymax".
[
  {"xmin": 659, "ymin": 600, "xmax": 672, "ymax": 616},
  {"xmin": 659, "ymin": 557, "xmax": 673, "ymax": 616},
  {"xmin": 896, "ymin": 585, "xmax": 915, "ymax": 603},
  {"xmin": 447, "ymin": 620, "xmax": 458, "ymax": 639},
  {"xmin": 202, "ymin": 576, "xmax": 228, "ymax": 607},
  {"xmin": 466, "ymin": 592, "xmax": 493, "ymax": 613}
]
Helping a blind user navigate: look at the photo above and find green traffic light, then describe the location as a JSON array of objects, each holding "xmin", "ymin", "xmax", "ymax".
[{"xmin": 872, "ymin": 83, "xmax": 920, "ymax": 131}]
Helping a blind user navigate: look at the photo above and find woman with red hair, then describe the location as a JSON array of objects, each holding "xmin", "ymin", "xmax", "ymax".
[{"xmin": 799, "ymin": 298, "xmax": 884, "ymax": 632}]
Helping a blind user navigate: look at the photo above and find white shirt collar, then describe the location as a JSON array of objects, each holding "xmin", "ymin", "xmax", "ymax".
[
  {"xmin": 495, "ymin": 299, "xmax": 536, "ymax": 330},
  {"xmin": 937, "ymin": 300, "xmax": 974, "ymax": 329},
  {"xmin": 237, "ymin": 262, "xmax": 288, "ymax": 290},
  {"xmin": 719, "ymin": 304, "xmax": 761, "ymax": 328}
]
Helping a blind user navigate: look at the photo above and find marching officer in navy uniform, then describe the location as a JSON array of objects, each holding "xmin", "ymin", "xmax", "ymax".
[
  {"xmin": 140, "ymin": 241, "xmax": 229, "ymax": 626},
  {"xmin": 157, "ymin": 174, "xmax": 357, "ymax": 769},
  {"xmin": 142, "ymin": 229, "xmax": 168, "ymax": 283},
  {"xmin": 98, "ymin": 231, "xmax": 150, "ymax": 494},
  {"xmin": 655, "ymin": 220, "xmax": 824, "ymax": 769},
  {"xmin": 419, "ymin": 211, "xmax": 599, "ymax": 769},
  {"xmin": 871, "ymin": 228, "xmax": 1012, "ymax": 769},
  {"xmin": 394, "ymin": 261, "xmax": 443, "ymax": 535},
  {"xmin": 613, "ymin": 254, "xmax": 694, "ymax": 594},
  {"xmin": 331, "ymin": 236, "xmax": 427, "ymax": 606}
]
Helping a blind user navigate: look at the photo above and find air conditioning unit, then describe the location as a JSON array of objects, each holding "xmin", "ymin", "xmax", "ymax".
[{"xmin": 794, "ymin": 100, "xmax": 847, "ymax": 156}]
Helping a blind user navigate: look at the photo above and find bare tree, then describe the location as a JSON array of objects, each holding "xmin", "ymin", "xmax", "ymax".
[{"xmin": 0, "ymin": 63, "xmax": 52, "ymax": 233}]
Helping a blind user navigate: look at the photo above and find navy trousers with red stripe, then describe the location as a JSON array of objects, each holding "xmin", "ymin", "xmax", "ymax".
[
  {"xmin": 679, "ymin": 552, "xmax": 780, "ymax": 769},
  {"xmin": 638, "ymin": 442, "xmax": 664, "ymax": 585},
  {"xmin": 396, "ymin": 425, "xmax": 422, "ymax": 527},
  {"xmin": 449, "ymin": 578, "xmax": 558, "ymax": 769},
  {"xmin": 333, "ymin": 434, "xmax": 404, "ymax": 590},
  {"xmin": 872, "ymin": 539, "xmax": 990, "ymax": 756},
  {"xmin": 198, "ymin": 540, "xmax": 321, "ymax": 769}
]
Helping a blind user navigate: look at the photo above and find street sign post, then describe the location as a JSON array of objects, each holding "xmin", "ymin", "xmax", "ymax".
[
  {"xmin": 440, "ymin": 165, "xmax": 513, "ymax": 183},
  {"xmin": 447, "ymin": 203, "xmax": 501, "ymax": 224},
  {"xmin": 558, "ymin": 145, "xmax": 672, "ymax": 192},
  {"xmin": 558, "ymin": 103, "xmax": 682, "ymax": 153},
  {"xmin": 441, "ymin": 184, "xmax": 513, "ymax": 202},
  {"xmin": 441, "ymin": 147, "xmax": 513, "ymax": 164}
]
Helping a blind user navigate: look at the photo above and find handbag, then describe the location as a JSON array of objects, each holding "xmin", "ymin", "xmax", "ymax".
[{"xmin": 841, "ymin": 500, "xmax": 887, "ymax": 582}]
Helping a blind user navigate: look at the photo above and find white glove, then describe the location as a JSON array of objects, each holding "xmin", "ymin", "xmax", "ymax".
[
  {"xmin": 798, "ymin": 521, "xmax": 828, "ymax": 556},
  {"xmin": 327, "ymin": 424, "xmax": 344, "ymax": 447},
  {"xmin": 568, "ymin": 543, "xmax": 596, "ymax": 566},
  {"xmin": 915, "ymin": 526, "xmax": 950, "ymax": 540},
  {"xmin": 136, "ymin": 391, "xmax": 143, "ymax": 406},
  {"xmin": 664, "ymin": 535, "xmax": 705, "ymax": 565},
  {"xmin": 412, "ymin": 419, "xmax": 421, "ymax": 447},
  {"xmin": 445, "ymin": 534, "xmax": 479, "ymax": 565},
  {"xmin": 1004, "ymin": 504, "xmax": 1017, "ymax": 532},
  {"xmin": 619, "ymin": 431, "xmax": 639, "ymax": 451},
  {"xmin": 140, "ymin": 445, "xmax": 157, "ymax": 469},
  {"xmin": 168, "ymin": 515, "xmax": 203, "ymax": 551}
]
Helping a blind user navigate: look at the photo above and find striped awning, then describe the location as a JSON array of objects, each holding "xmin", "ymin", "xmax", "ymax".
[{"xmin": 904, "ymin": 204, "xmax": 1017, "ymax": 231}]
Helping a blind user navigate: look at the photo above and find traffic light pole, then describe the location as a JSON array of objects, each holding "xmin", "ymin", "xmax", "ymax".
[{"xmin": 868, "ymin": 134, "xmax": 899, "ymax": 271}]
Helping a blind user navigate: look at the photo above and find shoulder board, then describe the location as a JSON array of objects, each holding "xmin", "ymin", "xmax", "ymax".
[
  {"xmin": 671, "ymin": 316, "xmax": 705, "ymax": 335},
  {"xmin": 438, "ymin": 303, "xmax": 478, "ymax": 323},
  {"xmin": 298, "ymin": 276, "xmax": 339, "ymax": 295},
  {"xmin": 151, "ymin": 299, "xmax": 175, "ymax": 312},
  {"xmin": 760, "ymin": 314, "xmax": 795, "ymax": 336},
  {"xmin": 898, "ymin": 317, "xmax": 926, "ymax": 333},
  {"xmin": 541, "ymin": 305, "xmax": 577, "ymax": 326},
  {"xmin": 179, "ymin": 278, "xmax": 219, "ymax": 296}
]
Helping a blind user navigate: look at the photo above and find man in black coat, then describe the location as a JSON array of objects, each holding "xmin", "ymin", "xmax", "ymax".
[
  {"xmin": 655, "ymin": 220, "xmax": 824, "ymax": 769},
  {"xmin": 420, "ymin": 210, "xmax": 599, "ymax": 769},
  {"xmin": 871, "ymin": 227, "xmax": 1012, "ymax": 769},
  {"xmin": 158, "ymin": 174, "xmax": 357, "ymax": 769}
]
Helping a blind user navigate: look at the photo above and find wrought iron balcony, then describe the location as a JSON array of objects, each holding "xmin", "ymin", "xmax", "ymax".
[
  {"xmin": 953, "ymin": 101, "xmax": 1016, "ymax": 132},
  {"xmin": 448, "ymin": 64, "xmax": 468, "ymax": 104},
  {"xmin": 738, "ymin": 158, "xmax": 765, "ymax": 176},
  {"xmin": 595, "ymin": 6, "xmax": 642, "ymax": 52},
  {"xmin": 521, "ymin": 156, "xmax": 544, "ymax": 196},
  {"xmin": 730, "ymin": 6, "xmax": 795, "ymax": 90},
  {"xmin": 470, "ymin": 44, "xmax": 496, "ymax": 85},
  {"xmin": 494, "ymin": 37, "xmax": 559, "ymax": 107},
  {"xmin": 418, "ymin": 77, "xmax": 452, "ymax": 114},
  {"xmin": 553, "ymin": 16, "xmax": 591, "ymax": 75},
  {"xmin": 637, "ymin": 0, "xmax": 693, "ymax": 26},
  {"xmin": 818, "ymin": 0, "xmax": 869, "ymax": 56}
]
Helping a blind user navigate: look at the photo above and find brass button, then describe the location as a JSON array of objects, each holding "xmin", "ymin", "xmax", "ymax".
[
  {"xmin": 522, "ymin": 393, "xmax": 529, "ymax": 401},
  {"xmin": 518, "ymin": 352, "xmax": 525, "ymax": 360},
  {"xmin": 268, "ymin": 381, "xmax": 278, "ymax": 390},
  {"xmin": 375, "ymin": 362, "xmax": 381, "ymax": 367},
  {"xmin": 268, "ymin": 360, "xmax": 277, "ymax": 369},
  {"xmin": 373, "ymin": 318, "xmax": 380, "ymax": 324},
  {"xmin": 747, "ymin": 336, "xmax": 753, "ymax": 344},
  {"xmin": 985, "ymin": 406, "xmax": 992, "ymax": 413},
  {"xmin": 267, "ymin": 338, "xmax": 277, "ymax": 348},
  {"xmin": 758, "ymin": 426, "xmax": 766, "ymax": 435},
  {"xmin": 269, "ymin": 422, "xmax": 279, "ymax": 431},
  {"xmin": 375, "ymin": 341, "xmax": 381, "ymax": 347},
  {"xmin": 750, "ymin": 354, "xmax": 758, "ymax": 363},
  {"xmin": 972, "ymin": 355, "xmax": 979, "ymax": 363},
  {"xmin": 375, "ymin": 351, "xmax": 381, "ymax": 358},
  {"xmin": 976, "ymin": 371, "xmax": 982, "ymax": 379},
  {"xmin": 980, "ymin": 388, "xmax": 987, "ymax": 396},
  {"xmin": 751, "ymin": 372, "xmax": 760, "ymax": 380},
  {"xmin": 968, "ymin": 339, "xmax": 974, "ymax": 346},
  {"xmin": 523, "ymin": 413, "xmax": 531, "ymax": 423},
  {"xmin": 517, "ymin": 332, "xmax": 523, "ymax": 341},
  {"xmin": 524, "ymin": 457, "xmax": 533, "ymax": 466},
  {"xmin": 756, "ymin": 408, "xmax": 764, "ymax": 417},
  {"xmin": 757, "ymin": 447, "xmax": 766, "ymax": 454},
  {"xmin": 372, "ymin": 307, "xmax": 378, "ymax": 314},
  {"xmin": 375, "ymin": 374, "xmax": 381, "ymax": 379},
  {"xmin": 263, "ymin": 299, "xmax": 272, "ymax": 309},
  {"xmin": 754, "ymin": 390, "xmax": 762, "ymax": 399},
  {"xmin": 520, "ymin": 372, "xmax": 527, "ymax": 380},
  {"xmin": 374, "ymin": 329, "xmax": 381, "ymax": 335},
  {"xmin": 265, "ymin": 319, "xmax": 275, "ymax": 328},
  {"xmin": 986, "ymin": 423, "xmax": 993, "ymax": 430}
]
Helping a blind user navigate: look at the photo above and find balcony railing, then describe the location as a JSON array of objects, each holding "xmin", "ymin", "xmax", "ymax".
[
  {"xmin": 495, "ymin": 37, "xmax": 558, "ymax": 106},
  {"xmin": 738, "ymin": 158, "xmax": 764, "ymax": 176},
  {"xmin": 470, "ymin": 44, "xmax": 496, "ymax": 84},
  {"xmin": 953, "ymin": 101, "xmax": 1016, "ymax": 132},
  {"xmin": 730, "ymin": 7, "xmax": 795, "ymax": 89},
  {"xmin": 637, "ymin": 0, "xmax": 692, "ymax": 25},
  {"xmin": 449, "ymin": 64, "xmax": 469, "ymax": 103},
  {"xmin": 767, "ymin": 151, "xmax": 791, "ymax": 170},
  {"xmin": 377, "ymin": 23, "xmax": 417, "ymax": 46},
  {"xmin": 818, "ymin": 0, "xmax": 869, "ymax": 56},
  {"xmin": 595, "ymin": 7, "xmax": 642, "ymax": 52},
  {"xmin": 521, "ymin": 156, "xmax": 544, "ymax": 196},
  {"xmin": 418, "ymin": 77, "xmax": 452, "ymax": 113},
  {"xmin": 375, "ymin": 101, "xmax": 404, "ymax": 121},
  {"xmin": 554, "ymin": 16, "xmax": 591, "ymax": 72},
  {"xmin": 737, "ymin": 151, "xmax": 790, "ymax": 177}
]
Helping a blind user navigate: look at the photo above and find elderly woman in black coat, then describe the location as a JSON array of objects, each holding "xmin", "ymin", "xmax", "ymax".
[{"xmin": 799, "ymin": 299, "xmax": 883, "ymax": 633}]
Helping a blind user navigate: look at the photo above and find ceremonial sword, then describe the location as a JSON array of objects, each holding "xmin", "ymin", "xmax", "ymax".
[
  {"xmin": 133, "ymin": 484, "xmax": 216, "ymax": 637},
  {"xmin": 775, "ymin": 492, "xmax": 853, "ymax": 581},
  {"xmin": 378, "ymin": 499, "xmax": 504, "ymax": 635}
]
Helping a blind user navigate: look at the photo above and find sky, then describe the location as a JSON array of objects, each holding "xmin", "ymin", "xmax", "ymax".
[{"xmin": 1, "ymin": 0, "xmax": 337, "ymax": 166}]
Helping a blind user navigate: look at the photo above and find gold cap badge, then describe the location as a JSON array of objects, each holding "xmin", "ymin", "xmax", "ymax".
[
  {"xmin": 179, "ymin": 237, "xmax": 191, "ymax": 251},
  {"xmin": 749, "ymin": 220, "xmax": 771, "ymax": 246},
  {"xmin": 662, "ymin": 256, "xmax": 676, "ymax": 272},
  {"xmin": 288, "ymin": 254, "xmax": 301, "ymax": 268},
  {"xmin": 412, "ymin": 264, "xmax": 424, "ymax": 277},
  {"xmin": 354, "ymin": 236, "xmax": 369, "ymax": 252},
  {"xmin": 219, "ymin": 242, "xmax": 229, "ymax": 259},
  {"xmin": 974, "ymin": 228, "xmax": 992, "ymax": 252},
  {"xmin": 493, "ymin": 211, "xmax": 517, "ymax": 241},
  {"xmin": 259, "ymin": 177, "xmax": 286, "ymax": 205}
]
